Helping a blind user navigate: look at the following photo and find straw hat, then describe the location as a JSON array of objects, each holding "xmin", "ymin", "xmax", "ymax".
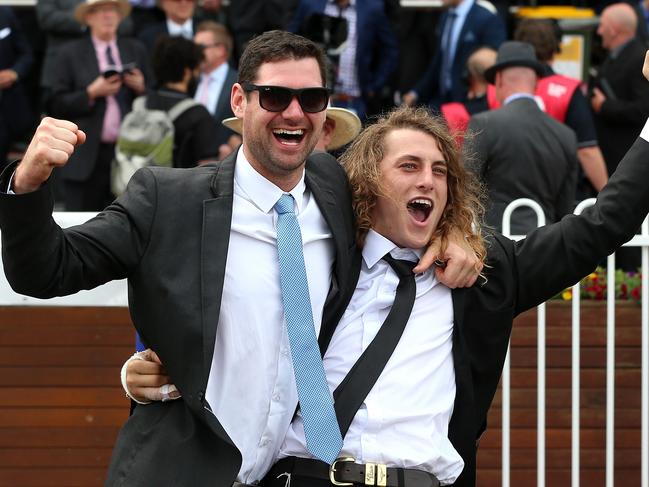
[
  {"xmin": 484, "ymin": 41, "xmax": 545, "ymax": 84},
  {"xmin": 74, "ymin": 0, "xmax": 132, "ymax": 24},
  {"xmin": 222, "ymin": 107, "xmax": 362, "ymax": 151}
]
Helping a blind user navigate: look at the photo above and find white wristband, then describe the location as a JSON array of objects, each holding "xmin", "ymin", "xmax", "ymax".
[{"xmin": 120, "ymin": 351, "xmax": 152, "ymax": 405}]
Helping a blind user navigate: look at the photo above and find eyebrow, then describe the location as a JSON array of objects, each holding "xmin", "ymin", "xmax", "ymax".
[{"xmin": 396, "ymin": 155, "xmax": 447, "ymax": 165}]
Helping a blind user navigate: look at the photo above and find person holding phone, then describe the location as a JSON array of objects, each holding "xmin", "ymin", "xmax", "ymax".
[{"xmin": 48, "ymin": 0, "xmax": 152, "ymax": 211}]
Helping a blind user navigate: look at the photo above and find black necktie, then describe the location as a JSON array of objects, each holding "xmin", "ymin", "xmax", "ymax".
[
  {"xmin": 106, "ymin": 45, "xmax": 116, "ymax": 66},
  {"xmin": 105, "ymin": 45, "xmax": 128, "ymax": 118},
  {"xmin": 333, "ymin": 253, "xmax": 417, "ymax": 437}
]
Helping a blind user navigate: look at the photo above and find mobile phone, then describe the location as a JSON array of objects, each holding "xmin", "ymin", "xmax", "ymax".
[{"xmin": 102, "ymin": 68, "xmax": 120, "ymax": 78}]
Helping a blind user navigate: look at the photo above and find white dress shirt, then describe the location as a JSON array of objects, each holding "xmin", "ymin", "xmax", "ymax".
[
  {"xmin": 324, "ymin": 0, "xmax": 360, "ymax": 97},
  {"xmin": 280, "ymin": 230, "xmax": 464, "ymax": 485},
  {"xmin": 194, "ymin": 62, "xmax": 229, "ymax": 115},
  {"xmin": 205, "ymin": 148, "xmax": 334, "ymax": 483}
]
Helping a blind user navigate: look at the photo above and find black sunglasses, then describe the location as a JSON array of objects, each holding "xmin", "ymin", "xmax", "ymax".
[{"xmin": 242, "ymin": 83, "xmax": 330, "ymax": 113}]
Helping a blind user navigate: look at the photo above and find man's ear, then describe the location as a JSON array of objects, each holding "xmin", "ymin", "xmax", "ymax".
[{"xmin": 231, "ymin": 83, "xmax": 246, "ymax": 118}]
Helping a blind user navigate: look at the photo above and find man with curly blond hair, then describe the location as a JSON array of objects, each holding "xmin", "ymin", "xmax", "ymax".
[
  {"xmin": 124, "ymin": 87, "xmax": 649, "ymax": 486},
  {"xmin": 264, "ymin": 99, "xmax": 649, "ymax": 487}
]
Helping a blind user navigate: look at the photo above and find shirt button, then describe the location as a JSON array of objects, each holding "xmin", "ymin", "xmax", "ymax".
[
  {"xmin": 281, "ymin": 349, "xmax": 289, "ymax": 357},
  {"xmin": 273, "ymin": 394, "xmax": 281, "ymax": 401},
  {"xmin": 260, "ymin": 438, "xmax": 270, "ymax": 447}
]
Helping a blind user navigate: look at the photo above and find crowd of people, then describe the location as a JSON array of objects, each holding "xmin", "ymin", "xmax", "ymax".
[
  {"xmin": 1, "ymin": 2, "xmax": 647, "ymax": 219},
  {"xmin": 2, "ymin": 1, "xmax": 649, "ymax": 486}
]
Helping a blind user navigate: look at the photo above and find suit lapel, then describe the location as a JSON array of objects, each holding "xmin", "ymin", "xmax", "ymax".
[
  {"xmin": 81, "ymin": 38, "xmax": 100, "ymax": 79},
  {"xmin": 213, "ymin": 67, "xmax": 235, "ymax": 122},
  {"xmin": 448, "ymin": 287, "xmax": 475, "ymax": 467},
  {"xmin": 304, "ymin": 158, "xmax": 350, "ymax": 347},
  {"xmin": 200, "ymin": 152, "xmax": 236, "ymax": 386}
]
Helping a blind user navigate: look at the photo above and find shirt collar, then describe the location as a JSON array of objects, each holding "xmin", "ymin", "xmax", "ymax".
[
  {"xmin": 452, "ymin": 0, "xmax": 473, "ymax": 18},
  {"xmin": 167, "ymin": 18, "xmax": 192, "ymax": 36},
  {"xmin": 204, "ymin": 62, "xmax": 229, "ymax": 83},
  {"xmin": 362, "ymin": 229, "xmax": 422, "ymax": 269},
  {"xmin": 91, "ymin": 36, "xmax": 117, "ymax": 52},
  {"xmin": 234, "ymin": 147, "xmax": 307, "ymax": 214},
  {"xmin": 503, "ymin": 92, "xmax": 537, "ymax": 105}
]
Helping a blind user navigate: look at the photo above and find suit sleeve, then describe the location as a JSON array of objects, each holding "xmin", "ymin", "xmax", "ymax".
[
  {"xmin": 600, "ymin": 57, "xmax": 649, "ymax": 126},
  {"xmin": 0, "ymin": 166, "xmax": 157, "ymax": 298},
  {"xmin": 511, "ymin": 133, "xmax": 649, "ymax": 314},
  {"xmin": 365, "ymin": 5, "xmax": 399, "ymax": 94},
  {"xmin": 478, "ymin": 10, "xmax": 506, "ymax": 49},
  {"xmin": 133, "ymin": 39, "xmax": 153, "ymax": 90}
]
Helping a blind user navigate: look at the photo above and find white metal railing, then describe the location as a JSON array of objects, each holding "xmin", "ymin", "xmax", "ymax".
[{"xmin": 501, "ymin": 198, "xmax": 649, "ymax": 487}]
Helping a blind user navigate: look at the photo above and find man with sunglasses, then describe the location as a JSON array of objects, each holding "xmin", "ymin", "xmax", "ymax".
[{"xmin": 0, "ymin": 30, "xmax": 478, "ymax": 486}]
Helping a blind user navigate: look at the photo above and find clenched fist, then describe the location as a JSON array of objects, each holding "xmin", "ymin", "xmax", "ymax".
[{"xmin": 12, "ymin": 117, "xmax": 86, "ymax": 194}]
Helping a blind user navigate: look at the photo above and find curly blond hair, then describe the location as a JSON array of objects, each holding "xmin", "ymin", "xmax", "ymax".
[{"xmin": 340, "ymin": 106, "xmax": 487, "ymax": 266}]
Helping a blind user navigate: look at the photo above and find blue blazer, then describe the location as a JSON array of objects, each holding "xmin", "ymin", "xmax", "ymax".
[
  {"xmin": 288, "ymin": 0, "xmax": 399, "ymax": 98},
  {"xmin": 414, "ymin": 0, "xmax": 505, "ymax": 106}
]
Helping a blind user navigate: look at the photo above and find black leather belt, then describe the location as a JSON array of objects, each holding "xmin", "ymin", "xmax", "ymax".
[{"xmin": 265, "ymin": 456, "xmax": 440, "ymax": 487}]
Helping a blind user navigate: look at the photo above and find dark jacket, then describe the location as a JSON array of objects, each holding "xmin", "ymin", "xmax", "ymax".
[
  {"xmin": 467, "ymin": 97, "xmax": 578, "ymax": 234},
  {"xmin": 413, "ymin": 0, "xmax": 506, "ymax": 106},
  {"xmin": 145, "ymin": 88, "xmax": 219, "ymax": 167},
  {"xmin": 594, "ymin": 37, "xmax": 649, "ymax": 174},
  {"xmin": 287, "ymin": 0, "xmax": 399, "ymax": 98},
  {"xmin": 49, "ymin": 36, "xmax": 152, "ymax": 182}
]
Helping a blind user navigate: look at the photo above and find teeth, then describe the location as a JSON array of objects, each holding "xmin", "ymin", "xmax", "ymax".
[
  {"xmin": 410, "ymin": 199, "xmax": 432, "ymax": 207},
  {"xmin": 273, "ymin": 129, "xmax": 304, "ymax": 135}
]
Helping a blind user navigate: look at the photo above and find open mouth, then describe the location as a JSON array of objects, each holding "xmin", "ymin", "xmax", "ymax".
[
  {"xmin": 273, "ymin": 128, "xmax": 305, "ymax": 146},
  {"xmin": 407, "ymin": 198, "xmax": 433, "ymax": 223}
]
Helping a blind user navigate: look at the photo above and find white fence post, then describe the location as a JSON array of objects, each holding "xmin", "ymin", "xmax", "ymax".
[
  {"xmin": 502, "ymin": 199, "xmax": 546, "ymax": 487},
  {"xmin": 501, "ymin": 198, "xmax": 649, "ymax": 487}
]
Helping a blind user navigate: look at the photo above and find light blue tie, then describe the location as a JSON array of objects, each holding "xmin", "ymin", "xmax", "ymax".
[{"xmin": 274, "ymin": 193, "xmax": 343, "ymax": 465}]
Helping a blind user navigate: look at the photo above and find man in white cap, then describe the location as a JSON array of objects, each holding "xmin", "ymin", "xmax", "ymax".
[{"xmin": 48, "ymin": 0, "xmax": 151, "ymax": 211}]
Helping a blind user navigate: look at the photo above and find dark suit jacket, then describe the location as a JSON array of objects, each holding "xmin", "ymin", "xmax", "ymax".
[
  {"xmin": 48, "ymin": 37, "xmax": 152, "ymax": 182},
  {"xmin": 0, "ymin": 7, "xmax": 33, "ymax": 161},
  {"xmin": 467, "ymin": 97, "xmax": 578, "ymax": 234},
  {"xmin": 314, "ymin": 135, "xmax": 649, "ymax": 487},
  {"xmin": 287, "ymin": 0, "xmax": 399, "ymax": 98},
  {"xmin": 594, "ymin": 38, "xmax": 649, "ymax": 174},
  {"xmin": 413, "ymin": 0, "xmax": 505, "ymax": 106},
  {"xmin": 0, "ymin": 150, "xmax": 359, "ymax": 486},
  {"xmin": 209, "ymin": 65, "xmax": 238, "ymax": 147},
  {"xmin": 227, "ymin": 0, "xmax": 292, "ymax": 61},
  {"xmin": 137, "ymin": 18, "xmax": 199, "ymax": 54}
]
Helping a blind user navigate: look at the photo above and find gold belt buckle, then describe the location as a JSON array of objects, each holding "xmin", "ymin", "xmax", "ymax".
[{"xmin": 329, "ymin": 457, "xmax": 355, "ymax": 486}]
